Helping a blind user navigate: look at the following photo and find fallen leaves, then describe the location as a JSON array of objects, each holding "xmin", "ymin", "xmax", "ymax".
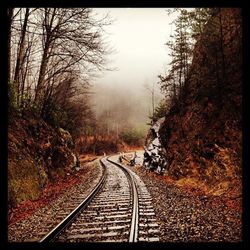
[{"xmin": 8, "ymin": 161, "xmax": 93, "ymax": 225}]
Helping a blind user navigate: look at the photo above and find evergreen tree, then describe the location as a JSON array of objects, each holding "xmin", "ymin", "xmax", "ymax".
[{"xmin": 158, "ymin": 8, "xmax": 213, "ymax": 111}]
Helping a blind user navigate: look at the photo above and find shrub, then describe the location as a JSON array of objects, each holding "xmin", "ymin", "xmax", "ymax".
[
  {"xmin": 8, "ymin": 81, "xmax": 18, "ymax": 113},
  {"xmin": 120, "ymin": 128, "xmax": 145, "ymax": 146}
]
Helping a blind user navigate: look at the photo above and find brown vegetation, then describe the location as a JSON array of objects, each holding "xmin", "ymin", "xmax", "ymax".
[
  {"xmin": 8, "ymin": 159, "xmax": 98, "ymax": 225},
  {"xmin": 159, "ymin": 9, "xmax": 242, "ymax": 198},
  {"xmin": 8, "ymin": 111, "xmax": 76, "ymax": 207}
]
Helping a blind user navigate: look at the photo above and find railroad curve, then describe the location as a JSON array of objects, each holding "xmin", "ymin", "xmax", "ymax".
[{"xmin": 40, "ymin": 156, "xmax": 160, "ymax": 242}]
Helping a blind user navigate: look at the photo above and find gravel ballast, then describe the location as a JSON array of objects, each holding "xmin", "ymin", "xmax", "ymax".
[
  {"xmin": 126, "ymin": 163, "xmax": 242, "ymax": 242},
  {"xmin": 8, "ymin": 154, "xmax": 242, "ymax": 242},
  {"xmin": 8, "ymin": 159, "xmax": 102, "ymax": 242}
]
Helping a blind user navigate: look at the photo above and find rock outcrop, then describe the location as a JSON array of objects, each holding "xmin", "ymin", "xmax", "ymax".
[
  {"xmin": 158, "ymin": 8, "xmax": 242, "ymax": 197},
  {"xmin": 8, "ymin": 111, "xmax": 77, "ymax": 207},
  {"xmin": 142, "ymin": 118, "xmax": 167, "ymax": 174}
]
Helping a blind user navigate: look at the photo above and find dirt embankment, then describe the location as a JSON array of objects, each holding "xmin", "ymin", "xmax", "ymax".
[
  {"xmin": 8, "ymin": 157, "xmax": 100, "ymax": 226},
  {"xmin": 8, "ymin": 111, "xmax": 76, "ymax": 208},
  {"xmin": 159, "ymin": 8, "xmax": 242, "ymax": 198}
]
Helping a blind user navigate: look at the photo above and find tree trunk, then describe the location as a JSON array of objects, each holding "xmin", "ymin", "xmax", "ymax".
[
  {"xmin": 20, "ymin": 48, "xmax": 30, "ymax": 109},
  {"xmin": 179, "ymin": 62, "xmax": 182, "ymax": 99},
  {"xmin": 13, "ymin": 8, "xmax": 29, "ymax": 106},
  {"xmin": 7, "ymin": 8, "xmax": 13, "ymax": 84},
  {"xmin": 20, "ymin": 33, "xmax": 34, "ymax": 108},
  {"xmin": 34, "ymin": 8, "xmax": 57, "ymax": 109},
  {"xmin": 173, "ymin": 77, "xmax": 176, "ymax": 100},
  {"xmin": 214, "ymin": 49, "xmax": 222, "ymax": 101},
  {"xmin": 219, "ymin": 9, "xmax": 226, "ymax": 80},
  {"xmin": 152, "ymin": 82, "xmax": 155, "ymax": 121},
  {"xmin": 34, "ymin": 41, "xmax": 50, "ymax": 106}
]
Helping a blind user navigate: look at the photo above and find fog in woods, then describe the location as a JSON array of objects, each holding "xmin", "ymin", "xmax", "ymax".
[{"xmin": 90, "ymin": 8, "xmax": 177, "ymax": 141}]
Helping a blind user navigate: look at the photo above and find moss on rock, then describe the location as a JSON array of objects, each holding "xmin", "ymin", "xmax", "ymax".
[
  {"xmin": 8, "ymin": 112, "xmax": 76, "ymax": 208},
  {"xmin": 8, "ymin": 157, "xmax": 41, "ymax": 206}
]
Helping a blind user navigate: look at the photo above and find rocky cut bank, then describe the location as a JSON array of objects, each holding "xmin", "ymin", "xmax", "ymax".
[
  {"xmin": 8, "ymin": 110, "xmax": 77, "ymax": 207},
  {"xmin": 159, "ymin": 8, "xmax": 242, "ymax": 197}
]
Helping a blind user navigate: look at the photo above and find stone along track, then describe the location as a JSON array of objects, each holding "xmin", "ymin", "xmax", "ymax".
[{"xmin": 40, "ymin": 157, "xmax": 160, "ymax": 242}]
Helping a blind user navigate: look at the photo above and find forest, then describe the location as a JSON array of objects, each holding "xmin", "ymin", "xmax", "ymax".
[{"xmin": 7, "ymin": 7, "xmax": 242, "ymax": 243}]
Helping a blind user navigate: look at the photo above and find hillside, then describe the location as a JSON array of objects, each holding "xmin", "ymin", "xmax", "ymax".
[
  {"xmin": 8, "ymin": 111, "xmax": 77, "ymax": 207},
  {"xmin": 159, "ymin": 8, "xmax": 242, "ymax": 197},
  {"xmin": 8, "ymin": 110, "xmax": 141, "ymax": 208}
]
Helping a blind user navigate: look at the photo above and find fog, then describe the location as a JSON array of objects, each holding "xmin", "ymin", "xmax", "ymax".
[
  {"xmin": 91, "ymin": 8, "xmax": 178, "ymax": 131},
  {"xmin": 93, "ymin": 84, "xmax": 161, "ymax": 127}
]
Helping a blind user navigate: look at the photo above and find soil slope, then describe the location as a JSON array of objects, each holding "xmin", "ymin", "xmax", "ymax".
[
  {"xmin": 8, "ymin": 111, "xmax": 76, "ymax": 207},
  {"xmin": 159, "ymin": 8, "xmax": 242, "ymax": 197}
]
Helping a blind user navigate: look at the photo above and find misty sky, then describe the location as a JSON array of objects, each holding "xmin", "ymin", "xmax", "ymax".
[
  {"xmin": 93, "ymin": 8, "xmax": 178, "ymax": 90},
  {"xmin": 91, "ymin": 8, "xmax": 179, "ymax": 126}
]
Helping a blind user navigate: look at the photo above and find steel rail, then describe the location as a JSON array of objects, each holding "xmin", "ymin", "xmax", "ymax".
[
  {"xmin": 39, "ymin": 158, "xmax": 107, "ymax": 242},
  {"xmin": 107, "ymin": 157, "xmax": 139, "ymax": 242}
]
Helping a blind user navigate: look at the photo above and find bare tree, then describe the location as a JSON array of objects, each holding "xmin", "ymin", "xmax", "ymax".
[
  {"xmin": 144, "ymin": 82, "xmax": 156, "ymax": 123},
  {"xmin": 34, "ymin": 8, "xmax": 110, "ymax": 112},
  {"xmin": 13, "ymin": 8, "xmax": 30, "ymax": 105},
  {"xmin": 9, "ymin": 7, "xmax": 112, "ymax": 145}
]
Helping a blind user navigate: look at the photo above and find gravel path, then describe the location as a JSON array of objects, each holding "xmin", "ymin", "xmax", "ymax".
[
  {"xmin": 124, "ymin": 154, "xmax": 242, "ymax": 242},
  {"xmin": 8, "ymin": 159, "xmax": 102, "ymax": 242}
]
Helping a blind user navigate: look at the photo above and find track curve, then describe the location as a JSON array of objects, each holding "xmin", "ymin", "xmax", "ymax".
[{"xmin": 40, "ymin": 156, "xmax": 159, "ymax": 242}]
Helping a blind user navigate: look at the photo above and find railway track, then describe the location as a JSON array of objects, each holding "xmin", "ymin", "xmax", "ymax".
[{"xmin": 40, "ymin": 156, "xmax": 160, "ymax": 242}]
